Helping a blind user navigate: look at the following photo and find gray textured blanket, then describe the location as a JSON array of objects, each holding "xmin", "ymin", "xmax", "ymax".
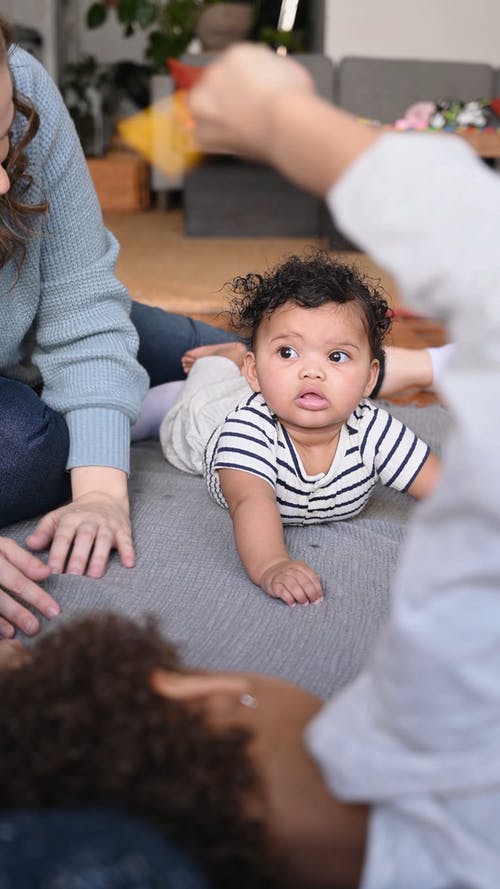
[{"xmin": 6, "ymin": 403, "xmax": 450, "ymax": 699}]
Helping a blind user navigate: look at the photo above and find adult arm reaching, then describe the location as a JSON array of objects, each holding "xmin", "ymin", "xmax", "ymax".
[
  {"xmin": 190, "ymin": 43, "xmax": 500, "ymax": 887},
  {"xmin": 189, "ymin": 44, "xmax": 380, "ymax": 195}
]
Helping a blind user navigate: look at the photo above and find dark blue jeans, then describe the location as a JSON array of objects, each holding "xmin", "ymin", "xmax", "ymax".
[
  {"xmin": 0, "ymin": 377, "xmax": 71, "ymax": 527},
  {"xmin": 130, "ymin": 301, "xmax": 235, "ymax": 387},
  {"xmin": 0, "ymin": 305, "xmax": 235, "ymax": 528},
  {"xmin": 0, "ymin": 808, "xmax": 210, "ymax": 888}
]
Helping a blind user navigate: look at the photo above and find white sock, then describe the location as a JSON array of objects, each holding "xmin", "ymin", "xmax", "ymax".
[
  {"xmin": 428, "ymin": 344, "xmax": 456, "ymax": 388},
  {"xmin": 131, "ymin": 380, "xmax": 184, "ymax": 441}
]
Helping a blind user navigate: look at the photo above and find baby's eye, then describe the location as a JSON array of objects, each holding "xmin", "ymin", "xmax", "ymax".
[
  {"xmin": 328, "ymin": 350, "xmax": 349, "ymax": 363},
  {"xmin": 278, "ymin": 346, "xmax": 298, "ymax": 359}
]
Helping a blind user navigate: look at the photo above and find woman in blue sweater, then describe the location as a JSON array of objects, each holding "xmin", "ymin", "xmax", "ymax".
[{"xmin": 0, "ymin": 18, "xmax": 236, "ymax": 639}]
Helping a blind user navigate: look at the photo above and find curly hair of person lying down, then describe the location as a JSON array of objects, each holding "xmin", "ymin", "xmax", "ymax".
[{"xmin": 0, "ymin": 613, "xmax": 285, "ymax": 889}]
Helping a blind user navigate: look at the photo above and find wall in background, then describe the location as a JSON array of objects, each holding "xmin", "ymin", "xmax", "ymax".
[
  {"xmin": 74, "ymin": 0, "xmax": 325, "ymax": 64},
  {"xmin": 324, "ymin": 0, "xmax": 500, "ymax": 65},
  {"xmin": 6, "ymin": 0, "xmax": 500, "ymax": 70},
  {"xmin": 75, "ymin": 0, "xmax": 500, "ymax": 67},
  {"xmin": 76, "ymin": 1, "xmax": 147, "ymax": 64},
  {"xmin": 2, "ymin": 0, "xmax": 60, "ymax": 77}
]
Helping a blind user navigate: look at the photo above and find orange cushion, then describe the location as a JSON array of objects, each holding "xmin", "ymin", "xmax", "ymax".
[
  {"xmin": 167, "ymin": 58, "xmax": 205, "ymax": 91},
  {"xmin": 490, "ymin": 97, "xmax": 500, "ymax": 119}
]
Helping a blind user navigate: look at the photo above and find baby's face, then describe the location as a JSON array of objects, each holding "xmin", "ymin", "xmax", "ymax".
[{"xmin": 244, "ymin": 301, "xmax": 379, "ymax": 437}]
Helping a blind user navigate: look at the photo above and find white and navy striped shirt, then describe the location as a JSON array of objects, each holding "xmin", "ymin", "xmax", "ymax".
[{"xmin": 203, "ymin": 393, "xmax": 430, "ymax": 525}]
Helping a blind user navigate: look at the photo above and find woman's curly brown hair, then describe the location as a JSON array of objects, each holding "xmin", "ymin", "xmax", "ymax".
[
  {"xmin": 228, "ymin": 250, "xmax": 392, "ymax": 362},
  {"xmin": 0, "ymin": 17, "xmax": 48, "ymax": 273},
  {"xmin": 0, "ymin": 613, "xmax": 285, "ymax": 889}
]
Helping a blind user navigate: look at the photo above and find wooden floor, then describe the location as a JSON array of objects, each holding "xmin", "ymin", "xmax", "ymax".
[{"xmin": 104, "ymin": 206, "xmax": 448, "ymax": 405}]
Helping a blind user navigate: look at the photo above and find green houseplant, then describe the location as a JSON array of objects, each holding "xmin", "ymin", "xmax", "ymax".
[
  {"xmin": 60, "ymin": 55, "xmax": 122, "ymax": 154},
  {"xmin": 86, "ymin": 0, "xmax": 260, "ymax": 72}
]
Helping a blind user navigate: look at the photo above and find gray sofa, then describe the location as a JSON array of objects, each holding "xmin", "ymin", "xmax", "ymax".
[
  {"xmin": 336, "ymin": 56, "xmax": 495, "ymax": 124},
  {"xmin": 182, "ymin": 52, "xmax": 335, "ymax": 237},
  {"xmin": 6, "ymin": 401, "xmax": 449, "ymax": 699},
  {"xmin": 181, "ymin": 54, "xmax": 498, "ymax": 239},
  {"xmin": 325, "ymin": 55, "xmax": 499, "ymax": 249}
]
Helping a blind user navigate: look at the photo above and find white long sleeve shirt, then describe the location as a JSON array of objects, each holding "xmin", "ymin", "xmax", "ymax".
[{"xmin": 306, "ymin": 133, "xmax": 500, "ymax": 888}]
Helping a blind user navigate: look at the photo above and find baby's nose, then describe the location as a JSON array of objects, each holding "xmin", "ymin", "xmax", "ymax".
[{"xmin": 301, "ymin": 363, "xmax": 325, "ymax": 379}]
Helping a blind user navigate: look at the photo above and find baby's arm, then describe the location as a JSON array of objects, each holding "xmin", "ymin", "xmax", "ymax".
[
  {"xmin": 406, "ymin": 450, "xmax": 441, "ymax": 499},
  {"xmin": 219, "ymin": 468, "xmax": 323, "ymax": 607},
  {"xmin": 373, "ymin": 406, "xmax": 441, "ymax": 500}
]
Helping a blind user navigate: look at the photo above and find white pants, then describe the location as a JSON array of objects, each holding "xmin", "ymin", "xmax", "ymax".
[{"xmin": 159, "ymin": 356, "xmax": 251, "ymax": 475}]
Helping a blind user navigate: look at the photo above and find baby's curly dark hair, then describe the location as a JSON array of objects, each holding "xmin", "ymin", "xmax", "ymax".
[
  {"xmin": 0, "ymin": 613, "xmax": 285, "ymax": 889},
  {"xmin": 228, "ymin": 250, "xmax": 392, "ymax": 361}
]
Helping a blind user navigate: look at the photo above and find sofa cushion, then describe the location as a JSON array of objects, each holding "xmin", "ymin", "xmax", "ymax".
[{"xmin": 337, "ymin": 57, "xmax": 495, "ymax": 123}]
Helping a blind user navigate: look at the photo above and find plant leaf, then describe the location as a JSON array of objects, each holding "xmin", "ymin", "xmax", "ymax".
[
  {"xmin": 118, "ymin": 0, "xmax": 140, "ymax": 25},
  {"xmin": 136, "ymin": 0, "xmax": 158, "ymax": 29},
  {"xmin": 86, "ymin": 3, "xmax": 107, "ymax": 29}
]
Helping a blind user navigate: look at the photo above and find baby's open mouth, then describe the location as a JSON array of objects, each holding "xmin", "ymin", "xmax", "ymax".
[{"xmin": 296, "ymin": 391, "xmax": 329, "ymax": 410}]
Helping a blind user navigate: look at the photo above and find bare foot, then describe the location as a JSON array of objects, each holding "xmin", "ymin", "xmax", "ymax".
[
  {"xmin": 379, "ymin": 346, "xmax": 434, "ymax": 397},
  {"xmin": 181, "ymin": 341, "xmax": 247, "ymax": 374}
]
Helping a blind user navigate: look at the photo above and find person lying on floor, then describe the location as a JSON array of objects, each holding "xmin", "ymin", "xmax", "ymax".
[
  {"xmin": 159, "ymin": 251, "xmax": 440, "ymax": 607},
  {"xmin": 0, "ymin": 611, "xmax": 379, "ymax": 889}
]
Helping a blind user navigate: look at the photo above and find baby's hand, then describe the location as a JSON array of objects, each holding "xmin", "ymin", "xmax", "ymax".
[{"xmin": 259, "ymin": 560, "xmax": 323, "ymax": 607}]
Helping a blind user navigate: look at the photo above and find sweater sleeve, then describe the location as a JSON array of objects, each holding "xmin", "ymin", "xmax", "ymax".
[
  {"xmin": 11, "ymin": 48, "xmax": 149, "ymax": 473},
  {"xmin": 305, "ymin": 134, "xmax": 500, "ymax": 888}
]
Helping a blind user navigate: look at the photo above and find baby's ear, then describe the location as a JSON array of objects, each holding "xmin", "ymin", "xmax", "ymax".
[
  {"xmin": 363, "ymin": 358, "xmax": 380, "ymax": 398},
  {"xmin": 242, "ymin": 351, "xmax": 261, "ymax": 392}
]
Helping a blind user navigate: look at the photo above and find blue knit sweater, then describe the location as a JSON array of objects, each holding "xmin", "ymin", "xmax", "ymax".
[{"xmin": 2, "ymin": 46, "xmax": 148, "ymax": 474}]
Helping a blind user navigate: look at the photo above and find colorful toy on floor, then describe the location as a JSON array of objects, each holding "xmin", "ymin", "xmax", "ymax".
[
  {"xmin": 394, "ymin": 101, "xmax": 435, "ymax": 130},
  {"xmin": 394, "ymin": 98, "xmax": 495, "ymax": 132}
]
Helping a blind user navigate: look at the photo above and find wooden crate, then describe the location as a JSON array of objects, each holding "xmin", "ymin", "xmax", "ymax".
[{"xmin": 87, "ymin": 152, "xmax": 150, "ymax": 212}]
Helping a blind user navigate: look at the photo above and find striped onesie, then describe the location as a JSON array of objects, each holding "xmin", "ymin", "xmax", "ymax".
[{"xmin": 204, "ymin": 392, "xmax": 429, "ymax": 525}]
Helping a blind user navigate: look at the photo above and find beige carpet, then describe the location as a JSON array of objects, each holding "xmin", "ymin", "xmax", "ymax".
[{"xmin": 104, "ymin": 208, "xmax": 401, "ymax": 316}]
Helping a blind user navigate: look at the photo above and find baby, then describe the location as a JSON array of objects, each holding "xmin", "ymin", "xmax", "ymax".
[{"xmin": 161, "ymin": 252, "xmax": 440, "ymax": 606}]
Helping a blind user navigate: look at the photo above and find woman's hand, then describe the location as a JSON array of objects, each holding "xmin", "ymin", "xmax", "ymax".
[
  {"xmin": 0, "ymin": 537, "xmax": 59, "ymax": 638},
  {"xmin": 26, "ymin": 491, "xmax": 134, "ymax": 578},
  {"xmin": 27, "ymin": 466, "xmax": 134, "ymax": 578}
]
